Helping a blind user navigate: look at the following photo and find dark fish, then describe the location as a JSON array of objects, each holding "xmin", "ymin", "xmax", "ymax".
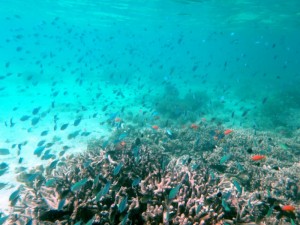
[
  {"xmin": 52, "ymin": 91, "xmax": 59, "ymax": 97},
  {"xmin": 49, "ymin": 160, "xmax": 59, "ymax": 170},
  {"xmin": 40, "ymin": 130, "xmax": 49, "ymax": 136},
  {"xmin": 113, "ymin": 163, "xmax": 123, "ymax": 175},
  {"xmin": 67, "ymin": 130, "xmax": 80, "ymax": 139},
  {"xmin": 20, "ymin": 115, "xmax": 30, "ymax": 121},
  {"xmin": 59, "ymin": 150, "xmax": 66, "ymax": 157},
  {"xmin": 45, "ymin": 142, "xmax": 54, "ymax": 148},
  {"xmin": 242, "ymin": 110, "xmax": 249, "ymax": 117},
  {"xmin": 34, "ymin": 146, "xmax": 45, "ymax": 157},
  {"xmin": 31, "ymin": 117, "xmax": 40, "ymax": 126},
  {"xmin": 262, "ymin": 97, "xmax": 268, "ymax": 104},
  {"xmin": 96, "ymin": 181, "xmax": 111, "ymax": 201},
  {"xmin": 73, "ymin": 118, "xmax": 81, "ymax": 126},
  {"xmin": 71, "ymin": 178, "xmax": 88, "ymax": 192},
  {"xmin": 60, "ymin": 123, "xmax": 69, "ymax": 130},
  {"xmin": 37, "ymin": 140, "xmax": 46, "ymax": 146},
  {"xmin": 45, "ymin": 178, "xmax": 56, "ymax": 187},
  {"xmin": 81, "ymin": 131, "xmax": 91, "ymax": 136},
  {"xmin": 232, "ymin": 180, "xmax": 242, "ymax": 194},
  {"xmin": 0, "ymin": 163, "xmax": 9, "ymax": 176},
  {"xmin": 16, "ymin": 46, "xmax": 22, "ymax": 52},
  {"xmin": 10, "ymin": 118, "xmax": 15, "ymax": 127},
  {"xmin": 18, "ymin": 157, "xmax": 23, "ymax": 164},
  {"xmin": 62, "ymin": 145, "xmax": 70, "ymax": 150},
  {"xmin": 169, "ymin": 184, "xmax": 181, "ymax": 200},
  {"xmin": 42, "ymin": 150, "xmax": 55, "ymax": 160},
  {"xmin": 9, "ymin": 189, "xmax": 20, "ymax": 204},
  {"xmin": 32, "ymin": 107, "xmax": 41, "ymax": 115},
  {"xmin": 0, "ymin": 148, "xmax": 10, "ymax": 155},
  {"xmin": 102, "ymin": 104, "xmax": 109, "ymax": 111},
  {"xmin": 118, "ymin": 196, "xmax": 128, "ymax": 213},
  {"xmin": 132, "ymin": 177, "xmax": 141, "ymax": 187},
  {"xmin": 25, "ymin": 219, "xmax": 33, "ymax": 225},
  {"xmin": 187, "ymin": 158, "xmax": 192, "ymax": 165},
  {"xmin": 121, "ymin": 214, "xmax": 128, "ymax": 225},
  {"xmin": 57, "ymin": 199, "xmax": 66, "ymax": 211}
]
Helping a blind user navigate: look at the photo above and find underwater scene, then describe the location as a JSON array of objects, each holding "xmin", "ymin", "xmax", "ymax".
[{"xmin": 0, "ymin": 0, "xmax": 300, "ymax": 224}]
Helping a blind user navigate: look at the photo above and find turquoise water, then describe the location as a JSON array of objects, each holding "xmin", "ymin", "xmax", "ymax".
[
  {"xmin": 0, "ymin": 0, "xmax": 300, "ymax": 223},
  {"xmin": 1, "ymin": 0, "xmax": 300, "ymax": 132}
]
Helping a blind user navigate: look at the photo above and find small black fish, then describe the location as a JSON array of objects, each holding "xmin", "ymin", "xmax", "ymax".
[
  {"xmin": 20, "ymin": 115, "xmax": 30, "ymax": 121},
  {"xmin": 59, "ymin": 150, "xmax": 66, "ymax": 157},
  {"xmin": 10, "ymin": 118, "xmax": 15, "ymax": 127},
  {"xmin": 34, "ymin": 146, "xmax": 45, "ymax": 157},
  {"xmin": 18, "ymin": 157, "xmax": 23, "ymax": 164},
  {"xmin": 41, "ymin": 150, "xmax": 55, "ymax": 160},
  {"xmin": 37, "ymin": 140, "xmax": 46, "ymax": 147},
  {"xmin": 67, "ymin": 130, "xmax": 80, "ymax": 139},
  {"xmin": 60, "ymin": 123, "xmax": 69, "ymax": 130},
  {"xmin": 73, "ymin": 118, "xmax": 81, "ymax": 126},
  {"xmin": 242, "ymin": 110, "xmax": 249, "ymax": 117},
  {"xmin": 52, "ymin": 91, "xmax": 59, "ymax": 97},
  {"xmin": 102, "ymin": 104, "xmax": 109, "ymax": 111},
  {"xmin": 45, "ymin": 142, "xmax": 54, "ymax": 148},
  {"xmin": 32, "ymin": 107, "xmax": 41, "ymax": 115},
  {"xmin": 262, "ymin": 97, "xmax": 268, "ymax": 104},
  {"xmin": 135, "ymin": 137, "xmax": 141, "ymax": 146},
  {"xmin": 40, "ymin": 130, "xmax": 49, "ymax": 136},
  {"xmin": 81, "ymin": 131, "xmax": 91, "ymax": 136},
  {"xmin": 17, "ymin": 144, "xmax": 22, "ymax": 155},
  {"xmin": 31, "ymin": 117, "xmax": 40, "ymax": 126},
  {"xmin": 247, "ymin": 148, "xmax": 253, "ymax": 154},
  {"xmin": 0, "ymin": 162, "xmax": 9, "ymax": 176}
]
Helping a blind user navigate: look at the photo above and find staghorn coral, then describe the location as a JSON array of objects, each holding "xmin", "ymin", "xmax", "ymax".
[{"xmin": 6, "ymin": 123, "xmax": 300, "ymax": 224}]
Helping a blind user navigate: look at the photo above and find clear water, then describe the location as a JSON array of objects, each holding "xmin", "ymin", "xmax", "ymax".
[{"xmin": 0, "ymin": 0, "xmax": 300, "ymax": 218}]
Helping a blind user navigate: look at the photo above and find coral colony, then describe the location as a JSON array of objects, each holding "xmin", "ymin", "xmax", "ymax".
[{"xmin": 5, "ymin": 120, "xmax": 299, "ymax": 225}]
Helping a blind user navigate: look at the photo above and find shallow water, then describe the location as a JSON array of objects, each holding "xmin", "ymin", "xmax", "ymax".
[{"xmin": 0, "ymin": 0, "xmax": 300, "ymax": 223}]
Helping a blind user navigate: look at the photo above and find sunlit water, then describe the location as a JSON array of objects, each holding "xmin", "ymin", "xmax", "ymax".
[{"xmin": 1, "ymin": 0, "xmax": 300, "ymax": 214}]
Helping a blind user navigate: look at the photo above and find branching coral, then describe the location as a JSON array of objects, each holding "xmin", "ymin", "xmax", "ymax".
[{"xmin": 7, "ymin": 123, "xmax": 300, "ymax": 224}]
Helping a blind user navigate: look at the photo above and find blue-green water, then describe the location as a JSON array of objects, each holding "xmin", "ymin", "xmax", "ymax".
[
  {"xmin": 0, "ymin": 0, "xmax": 300, "ymax": 221},
  {"xmin": 1, "ymin": 1, "xmax": 299, "ymax": 130}
]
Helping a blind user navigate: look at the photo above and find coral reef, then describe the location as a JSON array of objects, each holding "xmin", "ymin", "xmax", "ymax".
[
  {"xmin": 253, "ymin": 88, "xmax": 300, "ymax": 135},
  {"xmin": 153, "ymin": 83, "xmax": 208, "ymax": 122},
  {"xmin": 6, "ymin": 122, "xmax": 300, "ymax": 224}
]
